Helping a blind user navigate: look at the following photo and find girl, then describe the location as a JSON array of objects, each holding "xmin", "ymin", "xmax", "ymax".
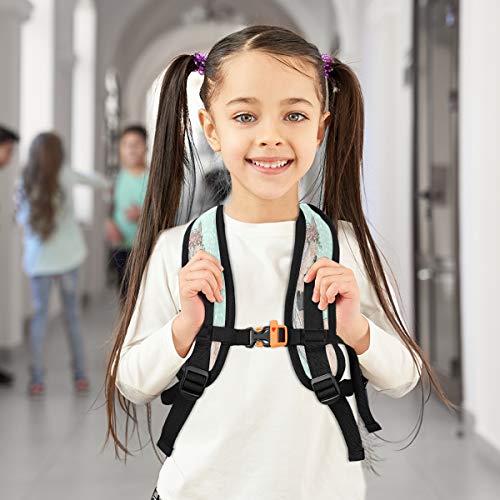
[
  {"xmin": 105, "ymin": 25, "xmax": 450, "ymax": 500},
  {"xmin": 16, "ymin": 132, "xmax": 110, "ymax": 396}
]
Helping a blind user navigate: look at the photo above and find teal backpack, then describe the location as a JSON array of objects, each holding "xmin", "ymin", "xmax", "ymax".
[{"xmin": 158, "ymin": 203, "xmax": 381, "ymax": 461}]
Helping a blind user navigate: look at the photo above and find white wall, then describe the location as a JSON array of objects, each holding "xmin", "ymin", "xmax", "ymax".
[
  {"xmin": 0, "ymin": 0, "xmax": 32, "ymax": 348},
  {"xmin": 359, "ymin": 0, "xmax": 414, "ymax": 328},
  {"xmin": 460, "ymin": 0, "xmax": 500, "ymax": 452},
  {"xmin": 20, "ymin": 0, "xmax": 54, "ymax": 160},
  {"xmin": 72, "ymin": 0, "xmax": 96, "ymax": 224}
]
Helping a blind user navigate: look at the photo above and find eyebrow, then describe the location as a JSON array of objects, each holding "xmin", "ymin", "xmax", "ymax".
[{"xmin": 225, "ymin": 97, "xmax": 314, "ymax": 107}]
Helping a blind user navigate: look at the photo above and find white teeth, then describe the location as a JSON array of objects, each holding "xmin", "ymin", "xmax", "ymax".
[{"xmin": 250, "ymin": 159, "xmax": 289, "ymax": 169}]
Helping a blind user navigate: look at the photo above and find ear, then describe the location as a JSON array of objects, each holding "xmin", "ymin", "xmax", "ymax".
[
  {"xmin": 316, "ymin": 111, "xmax": 331, "ymax": 147},
  {"xmin": 198, "ymin": 108, "xmax": 221, "ymax": 152}
]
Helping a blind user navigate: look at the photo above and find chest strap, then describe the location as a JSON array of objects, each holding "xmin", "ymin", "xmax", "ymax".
[{"xmin": 157, "ymin": 322, "xmax": 380, "ymax": 460}]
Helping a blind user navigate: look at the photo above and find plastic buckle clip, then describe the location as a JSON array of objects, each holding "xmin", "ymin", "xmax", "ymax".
[
  {"xmin": 311, "ymin": 373, "xmax": 341, "ymax": 405},
  {"xmin": 179, "ymin": 366, "xmax": 209, "ymax": 401},
  {"xmin": 246, "ymin": 320, "xmax": 288, "ymax": 348}
]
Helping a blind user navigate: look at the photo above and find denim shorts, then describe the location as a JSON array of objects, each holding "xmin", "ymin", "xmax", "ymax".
[{"xmin": 151, "ymin": 488, "xmax": 161, "ymax": 500}]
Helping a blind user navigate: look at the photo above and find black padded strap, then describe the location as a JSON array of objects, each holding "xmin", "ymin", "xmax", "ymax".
[
  {"xmin": 285, "ymin": 210, "xmax": 314, "ymax": 389},
  {"xmin": 157, "ymin": 214, "xmax": 218, "ymax": 457},
  {"xmin": 346, "ymin": 344, "xmax": 382, "ymax": 433},
  {"xmin": 157, "ymin": 325, "xmax": 212, "ymax": 456},
  {"xmin": 309, "ymin": 205, "xmax": 381, "ymax": 434},
  {"xmin": 303, "ymin": 279, "xmax": 365, "ymax": 462},
  {"xmin": 157, "ymin": 205, "xmax": 237, "ymax": 457}
]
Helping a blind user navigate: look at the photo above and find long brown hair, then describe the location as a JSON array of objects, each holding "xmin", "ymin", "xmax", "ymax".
[
  {"xmin": 104, "ymin": 25, "xmax": 452, "ymax": 459},
  {"xmin": 22, "ymin": 132, "xmax": 65, "ymax": 240}
]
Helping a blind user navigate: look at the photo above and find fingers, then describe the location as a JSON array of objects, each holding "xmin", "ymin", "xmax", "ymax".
[
  {"xmin": 314, "ymin": 278, "xmax": 340, "ymax": 310},
  {"xmin": 181, "ymin": 250, "xmax": 225, "ymax": 303},
  {"xmin": 187, "ymin": 253, "xmax": 224, "ymax": 291},
  {"xmin": 304, "ymin": 257, "xmax": 341, "ymax": 282},
  {"xmin": 190, "ymin": 250, "xmax": 224, "ymax": 271},
  {"xmin": 311, "ymin": 268, "xmax": 345, "ymax": 299},
  {"xmin": 186, "ymin": 270, "xmax": 224, "ymax": 302},
  {"xmin": 308, "ymin": 265, "xmax": 354, "ymax": 310},
  {"xmin": 323, "ymin": 282, "xmax": 340, "ymax": 309},
  {"xmin": 181, "ymin": 279, "xmax": 220, "ymax": 303}
]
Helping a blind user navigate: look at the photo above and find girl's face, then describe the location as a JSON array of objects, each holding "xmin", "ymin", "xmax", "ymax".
[{"xmin": 199, "ymin": 51, "xmax": 330, "ymax": 207}]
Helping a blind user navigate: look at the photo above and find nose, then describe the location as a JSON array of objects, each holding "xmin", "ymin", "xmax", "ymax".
[{"xmin": 256, "ymin": 118, "xmax": 284, "ymax": 147}]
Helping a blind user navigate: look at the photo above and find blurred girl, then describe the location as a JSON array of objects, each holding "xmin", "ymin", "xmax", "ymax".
[
  {"xmin": 16, "ymin": 132, "xmax": 110, "ymax": 396},
  {"xmin": 105, "ymin": 25, "xmax": 451, "ymax": 500}
]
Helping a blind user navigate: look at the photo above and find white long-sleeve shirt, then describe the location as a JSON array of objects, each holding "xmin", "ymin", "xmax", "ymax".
[{"xmin": 116, "ymin": 209, "xmax": 421, "ymax": 500}]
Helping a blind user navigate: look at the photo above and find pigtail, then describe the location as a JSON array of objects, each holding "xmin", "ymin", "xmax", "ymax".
[
  {"xmin": 321, "ymin": 58, "xmax": 454, "ymax": 428},
  {"xmin": 104, "ymin": 54, "xmax": 199, "ymax": 459}
]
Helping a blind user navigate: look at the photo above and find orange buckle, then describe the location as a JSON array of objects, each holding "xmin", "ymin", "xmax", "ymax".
[{"xmin": 248, "ymin": 320, "xmax": 288, "ymax": 348}]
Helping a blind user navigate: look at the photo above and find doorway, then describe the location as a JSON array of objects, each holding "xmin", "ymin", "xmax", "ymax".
[{"xmin": 413, "ymin": 0, "xmax": 462, "ymax": 407}]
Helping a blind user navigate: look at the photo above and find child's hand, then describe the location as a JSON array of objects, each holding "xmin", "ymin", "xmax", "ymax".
[
  {"xmin": 177, "ymin": 250, "xmax": 225, "ymax": 331},
  {"xmin": 105, "ymin": 219, "xmax": 123, "ymax": 246},
  {"xmin": 304, "ymin": 258, "xmax": 370, "ymax": 352},
  {"xmin": 124, "ymin": 204, "xmax": 141, "ymax": 222}
]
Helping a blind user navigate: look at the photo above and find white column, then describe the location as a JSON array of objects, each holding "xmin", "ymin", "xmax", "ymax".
[
  {"xmin": 460, "ymin": 0, "xmax": 500, "ymax": 452},
  {"xmin": 0, "ymin": 0, "xmax": 33, "ymax": 348},
  {"xmin": 54, "ymin": 0, "xmax": 76, "ymax": 158},
  {"xmin": 20, "ymin": 0, "xmax": 55, "ymax": 159},
  {"xmin": 73, "ymin": 0, "xmax": 103, "ymax": 299},
  {"xmin": 359, "ymin": 0, "xmax": 414, "ymax": 328}
]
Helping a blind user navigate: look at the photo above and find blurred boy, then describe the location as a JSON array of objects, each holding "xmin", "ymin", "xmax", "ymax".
[
  {"xmin": 0, "ymin": 125, "xmax": 18, "ymax": 170},
  {"xmin": 106, "ymin": 125, "xmax": 149, "ymax": 301}
]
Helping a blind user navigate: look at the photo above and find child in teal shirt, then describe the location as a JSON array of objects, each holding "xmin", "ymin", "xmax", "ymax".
[{"xmin": 106, "ymin": 125, "xmax": 149, "ymax": 301}]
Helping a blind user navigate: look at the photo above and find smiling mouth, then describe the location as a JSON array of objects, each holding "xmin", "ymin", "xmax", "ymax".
[{"xmin": 245, "ymin": 158, "xmax": 293, "ymax": 173}]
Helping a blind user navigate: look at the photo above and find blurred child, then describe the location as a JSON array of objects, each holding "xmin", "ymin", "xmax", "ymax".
[
  {"xmin": 16, "ymin": 132, "xmax": 110, "ymax": 396},
  {"xmin": 106, "ymin": 125, "xmax": 149, "ymax": 302}
]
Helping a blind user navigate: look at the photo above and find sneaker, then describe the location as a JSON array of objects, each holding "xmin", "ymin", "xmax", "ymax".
[
  {"xmin": 28, "ymin": 382, "xmax": 45, "ymax": 397},
  {"xmin": 74, "ymin": 377, "xmax": 89, "ymax": 394}
]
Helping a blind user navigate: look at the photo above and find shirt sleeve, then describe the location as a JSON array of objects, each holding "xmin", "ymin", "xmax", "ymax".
[
  {"xmin": 358, "ymin": 283, "xmax": 422, "ymax": 398},
  {"xmin": 67, "ymin": 166, "xmax": 112, "ymax": 190},
  {"xmin": 115, "ymin": 230, "xmax": 196, "ymax": 405},
  {"xmin": 340, "ymin": 222, "xmax": 422, "ymax": 398}
]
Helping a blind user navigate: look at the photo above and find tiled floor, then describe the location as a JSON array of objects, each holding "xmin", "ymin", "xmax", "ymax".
[{"xmin": 0, "ymin": 288, "xmax": 499, "ymax": 499}]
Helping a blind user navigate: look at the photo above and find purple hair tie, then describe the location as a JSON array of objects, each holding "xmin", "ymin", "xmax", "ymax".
[
  {"xmin": 193, "ymin": 52, "xmax": 207, "ymax": 75},
  {"xmin": 321, "ymin": 53, "xmax": 335, "ymax": 78}
]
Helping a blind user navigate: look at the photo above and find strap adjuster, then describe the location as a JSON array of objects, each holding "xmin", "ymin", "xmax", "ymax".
[
  {"xmin": 179, "ymin": 366, "xmax": 209, "ymax": 401},
  {"xmin": 246, "ymin": 320, "xmax": 288, "ymax": 348},
  {"xmin": 311, "ymin": 373, "xmax": 342, "ymax": 405}
]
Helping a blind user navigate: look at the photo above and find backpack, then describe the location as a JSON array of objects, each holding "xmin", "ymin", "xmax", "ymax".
[{"xmin": 158, "ymin": 203, "xmax": 381, "ymax": 461}]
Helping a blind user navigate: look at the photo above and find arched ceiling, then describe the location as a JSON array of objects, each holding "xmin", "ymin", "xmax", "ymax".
[
  {"xmin": 115, "ymin": 0, "xmax": 313, "ymax": 83},
  {"xmin": 115, "ymin": 0, "xmax": 339, "ymax": 120}
]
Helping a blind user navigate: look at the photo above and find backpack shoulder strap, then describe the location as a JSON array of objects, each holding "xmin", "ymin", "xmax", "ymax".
[
  {"xmin": 285, "ymin": 203, "xmax": 381, "ymax": 461},
  {"xmin": 157, "ymin": 205, "xmax": 234, "ymax": 456}
]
